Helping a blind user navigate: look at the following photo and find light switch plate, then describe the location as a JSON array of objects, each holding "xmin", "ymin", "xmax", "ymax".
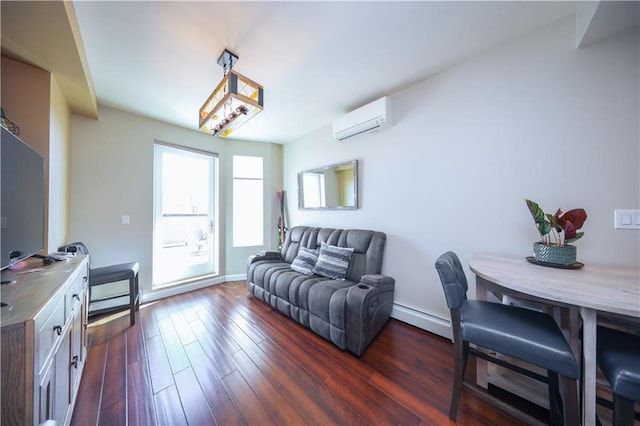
[
  {"xmin": 614, "ymin": 209, "xmax": 640, "ymax": 230},
  {"xmin": 121, "ymin": 215, "xmax": 130, "ymax": 225}
]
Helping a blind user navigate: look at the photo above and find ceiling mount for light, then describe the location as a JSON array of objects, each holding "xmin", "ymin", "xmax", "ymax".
[{"xmin": 199, "ymin": 48, "xmax": 264, "ymax": 138}]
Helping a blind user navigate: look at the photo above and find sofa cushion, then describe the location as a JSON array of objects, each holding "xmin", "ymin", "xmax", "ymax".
[
  {"xmin": 290, "ymin": 247, "xmax": 319, "ymax": 275},
  {"xmin": 313, "ymin": 242, "xmax": 354, "ymax": 280}
]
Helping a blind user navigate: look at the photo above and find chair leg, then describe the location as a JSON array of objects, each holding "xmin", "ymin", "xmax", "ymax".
[
  {"xmin": 560, "ymin": 374, "xmax": 579, "ymax": 426},
  {"xmin": 548, "ymin": 371, "xmax": 564, "ymax": 426},
  {"xmin": 613, "ymin": 394, "xmax": 635, "ymax": 426},
  {"xmin": 449, "ymin": 339, "xmax": 468, "ymax": 420}
]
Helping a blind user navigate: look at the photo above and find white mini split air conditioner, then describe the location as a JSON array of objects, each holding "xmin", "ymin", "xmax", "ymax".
[{"xmin": 332, "ymin": 96, "xmax": 391, "ymax": 141}]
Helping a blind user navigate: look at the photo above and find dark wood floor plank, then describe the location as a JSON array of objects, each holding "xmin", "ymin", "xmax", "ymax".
[
  {"xmin": 188, "ymin": 318, "xmax": 237, "ymax": 378},
  {"xmin": 100, "ymin": 330, "xmax": 127, "ymax": 410},
  {"xmin": 173, "ymin": 367, "xmax": 217, "ymax": 425},
  {"xmin": 270, "ymin": 355, "xmax": 367, "ymax": 425},
  {"xmin": 98, "ymin": 399, "xmax": 126, "ymax": 426},
  {"xmin": 126, "ymin": 313, "xmax": 146, "ymax": 364},
  {"xmin": 323, "ymin": 373, "xmax": 421, "ymax": 425},
  {"xmin": 151, "ymin": 299, "xmax": 170, "ymax": 322},
  {"xmin": 230, "ymin": 349, "xmax": 307, "ymax": 425},
  {"xmin": 211, "ymin": 397, "xmax": 248, "ymax": 426},
  {"xmin": 168, "ymin": 309, "xmax": 197, "ymax": 346},
  {"xmin": 221, "ymin": 369, "xmax": 279, "ymax": 426},
  {"xmin": 145, "ymin": 334, "xmax": 175, "ymax": 394},
  {"xmin": 70, "ymin": 342, "xmax": 108, "ymax": 426},
  {"xmin": 139, "ymin": 304, "xmax": 159, "ymax": 339},
  {"xmin": 196, "ymin": 308, "xmax": 241, "ymax": 354},
  {"xmin": 236, "ymin": 334, "xmax": 289, "ymax": 388},
  {"xmin": 157, "ymin": 317, "xmax": 190, "ymax": 374},
  {"xmin": 72, "ymin": 281, "xmax": 554, "ymax": 426},
  {"xmin": 153, "ymin": 385, "xmax": 187, "ymax": 426},
  {"xmin": 127, "ymin": 359, "xmax": 156, "ymax": 426},
  {"xmin": 248, "ymin": 315, "xmax": 332, "ymax": 383},
  {"xmin": 183, "ymin": 340, "xmax": 231, "ymax": 409}
]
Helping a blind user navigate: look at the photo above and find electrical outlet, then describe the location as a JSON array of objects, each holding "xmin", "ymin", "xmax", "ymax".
[
  {"xmin": 614, "ymin": 209, "xmax": 640, "ymax": 230},
  {"xmin": 122, "ymin": 215, "xmax": 130, "ymax": 225}
]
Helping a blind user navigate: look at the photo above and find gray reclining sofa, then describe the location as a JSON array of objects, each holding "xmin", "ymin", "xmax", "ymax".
[{"xmin": 247, "ymin": 226, "xmax": 395, "ymax": 356}]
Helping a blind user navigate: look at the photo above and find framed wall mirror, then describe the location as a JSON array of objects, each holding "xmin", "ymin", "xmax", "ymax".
[{"xmin": 298, "ymin": 160, "xmax": 358, "ymax": 210}]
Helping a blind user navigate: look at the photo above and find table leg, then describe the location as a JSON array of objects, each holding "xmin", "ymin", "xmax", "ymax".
[
  {"xmin": 580, "ymin": 307, "xmax": 597, "ymax": 426},
  {"xmin": 475, "ymin": 276, "xmax": 489, "ymax": 388}
]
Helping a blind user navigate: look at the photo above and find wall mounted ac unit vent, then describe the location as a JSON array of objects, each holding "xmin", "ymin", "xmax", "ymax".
[{"xmin": 332, "ymin": 96, "xmax": 391, "ymax": 141}]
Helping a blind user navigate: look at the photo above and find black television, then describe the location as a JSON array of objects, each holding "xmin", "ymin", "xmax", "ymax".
[{"xmin": 1, "ymin": 126, "xmax": 45, "ymax": 270}]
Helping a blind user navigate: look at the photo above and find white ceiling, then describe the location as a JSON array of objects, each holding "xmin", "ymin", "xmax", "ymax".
[{"xmin": 64, "ymin": 1, "xmax": 614, "ymax": 143}]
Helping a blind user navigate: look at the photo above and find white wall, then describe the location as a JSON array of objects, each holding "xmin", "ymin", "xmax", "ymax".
[
  {"xmin": 49, "ymin": 76, "xmax": 72, "ymax": 251},
  {"xmin": 283, "ymin": 18, "xmax": 640, "ymax": 337},
  {"xmin": 71, "ymin": 106, "xmax": 282, "ymax": 301},
  {"xmin": 1, "ymin": 57, "xmax": 73, "ymax": 253}
]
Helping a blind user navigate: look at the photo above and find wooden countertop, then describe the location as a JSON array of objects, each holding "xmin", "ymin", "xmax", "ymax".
[
  {"xmin": 0, "ymin": 254, "xmax": 89, "ymax": 328},
  {"xmin": 470, "ymin": 254, "xmax": 640, "ymax": 318}
]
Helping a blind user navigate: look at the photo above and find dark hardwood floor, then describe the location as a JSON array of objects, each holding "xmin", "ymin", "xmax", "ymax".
[{"xmin": 71, "ymin": 281, "xmax": 554, "ymax": 426}]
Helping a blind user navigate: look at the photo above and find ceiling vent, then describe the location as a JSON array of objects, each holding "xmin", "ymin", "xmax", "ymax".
[{"xmin": 332, "ymin": 97, "xmax": 391, "ymax": 141}]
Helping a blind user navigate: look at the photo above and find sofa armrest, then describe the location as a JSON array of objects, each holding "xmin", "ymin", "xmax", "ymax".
[
  {"xmin": 343, "ymin": 276, "xmax": 395, "ymax": 355},
  {"xmin": 247, "ymin": 251, "xmax": 281, "ymax": 267},
  {"xmin": 360, "ymin": 274, "xmax": 395, "ymax": 287}
]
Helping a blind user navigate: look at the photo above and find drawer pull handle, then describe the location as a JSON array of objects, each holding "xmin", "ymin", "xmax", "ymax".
[
  {"xmin": 73, "ymin": 294, "xmax": 80, "ymax": 302},
  {"xmin": 71, "ymin": 355, "xmax": 79, "ymax": 369},
  {"xmin": 83, "ymin": 276, "xmax": 88, "ymax": 283},
  {"xmin": 53, "ymin": 325, "xmax": 62, "ymax": 336}
]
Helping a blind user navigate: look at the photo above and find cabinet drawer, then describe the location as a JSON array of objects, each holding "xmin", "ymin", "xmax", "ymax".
[
  {"xmin": 35, "ymin": 295, "xmax": 65, "ymax": 374},
  {"xmin": 65, "ymin": 273, "xmax": 87, "ymax": 322}
]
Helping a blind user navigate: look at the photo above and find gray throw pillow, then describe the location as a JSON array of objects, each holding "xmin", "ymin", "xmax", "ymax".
[
  {"xmin": 290, "ymin": 247, "xmax": 319, "ymax": 275},
  {"xmin": 312, "ymin": 242, "xmax": 354, "ymax": 280}
]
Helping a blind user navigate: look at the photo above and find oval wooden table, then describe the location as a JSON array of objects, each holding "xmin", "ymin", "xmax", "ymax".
[{"xmin": 469, "ymin": 254, "xmax": 640, "ymax": 426}]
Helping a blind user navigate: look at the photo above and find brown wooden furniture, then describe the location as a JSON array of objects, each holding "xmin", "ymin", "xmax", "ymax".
[
  {"xmin": 1, "ymin": 254, "xmax": 89, "ymax": 425},
  {"xmin": 470, "ymin": 254, "xmax": 640, "ymax": 426}
]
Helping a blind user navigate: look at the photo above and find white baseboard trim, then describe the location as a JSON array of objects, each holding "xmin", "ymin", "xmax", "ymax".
[
  {"xmin": 225, "ymin": 273, "xmax": 247, "ymax": 282},
  {"xmin": 391, "ymin": 303, "xmax": 453, "ymax": 341},
  {"xmin": 140, "ymin": 275, "xmax": 238, "ymax": 304}
]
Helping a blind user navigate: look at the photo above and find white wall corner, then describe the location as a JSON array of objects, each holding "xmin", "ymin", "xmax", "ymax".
[
  {"xmin": 576, "ymin": 1, "xmax": 640, "ymax": 48},
  {"xmin": 391, "ymin": 303, "xmax": 453, "ymax": 342},
  {"xmin": 576, "ymin": 2, "xmax": 600, "ymax": 48}
]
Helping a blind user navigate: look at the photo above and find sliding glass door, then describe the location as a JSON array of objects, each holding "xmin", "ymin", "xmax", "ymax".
[{"xmin": 153, "ymin": 143, "xmax": 218, "ymax": 287}]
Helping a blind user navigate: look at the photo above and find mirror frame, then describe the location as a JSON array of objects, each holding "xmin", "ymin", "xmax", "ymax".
[{"xmin": 298, "ymin": 159, "xmax": 358, "ymax": 210}]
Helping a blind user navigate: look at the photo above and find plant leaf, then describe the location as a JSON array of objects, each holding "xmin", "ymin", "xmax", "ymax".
[
  {"xmin": 564, "ymin": 220, "xmax": 577, "ymax": 240},
  {"xmin": 546, "ymin": 213, "xmax": 561, "ymax": 232},
  {"xmin": 566, "ymin": 231, "xmax": 584, "ymax": 244},
  {"xmin": 526, "ymin": 200, "xmax": 545, "ymax": 225},
  {"xmin": 560, "ymin": 209, "xmax": 587, "ymax": 231},
  {"xmin": 537, "ymin": 221, "xmax": 551, "ymax": 236}
]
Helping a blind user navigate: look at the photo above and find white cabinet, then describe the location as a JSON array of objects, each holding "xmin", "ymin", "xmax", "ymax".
[{"xmin": 1, "ymin": 255, "xmax": 89, "ymax": 425}]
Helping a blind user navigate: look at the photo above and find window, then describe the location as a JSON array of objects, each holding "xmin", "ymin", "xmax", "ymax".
[{"xmin": 233, "ymin": 155, "xmax": 263, "ymax": 247}]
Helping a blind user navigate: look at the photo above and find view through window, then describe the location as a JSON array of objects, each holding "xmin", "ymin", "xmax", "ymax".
[
  {"xmin": 233, "ymin": 155, "xmax": 263, "ymax": 247},
  {"xmin": 153, "ymin": 143, "xmax": 218, "ymax": 287}
]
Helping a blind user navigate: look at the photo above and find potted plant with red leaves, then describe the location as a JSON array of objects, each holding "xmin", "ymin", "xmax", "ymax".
[{"xmin": 525, "ymin": 199, "xmax": 588, "ymax": 266}]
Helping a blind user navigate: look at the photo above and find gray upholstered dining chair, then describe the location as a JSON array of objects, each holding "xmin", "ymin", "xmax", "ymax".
[
  {"xmin": 434, "ymin": 251, "xmax": 579, "ymax": 425},
  {"xmin": 59, "ymin": 242, "xmax": 139, "ymax": 326},
  {"xmin": 596, "ymin": 326, "xmax": 640, "ymax": 426}
]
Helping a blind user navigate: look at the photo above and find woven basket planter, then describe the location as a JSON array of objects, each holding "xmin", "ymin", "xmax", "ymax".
[{"xmin": 533, "ymin": 242, "xmax": 576, "ymax": 265}]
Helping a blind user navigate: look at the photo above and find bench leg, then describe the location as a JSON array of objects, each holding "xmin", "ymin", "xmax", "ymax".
[{"xmin": 129, "ymin": 274, "xmax": 137, "ymax": 326}]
